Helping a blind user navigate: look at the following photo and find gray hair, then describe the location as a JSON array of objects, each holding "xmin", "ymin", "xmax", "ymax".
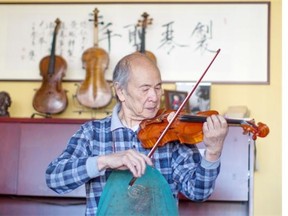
[
  {"xmin": 112, "ymin": 55, "xmax": 132, "ymax": 90},
  {"xmin": 112, "ymin": 53, "xmax": 148, "ymax": 101},
  {"xmin": 112, "ymin": 53, "xmax": 160, "ymax": 102}
]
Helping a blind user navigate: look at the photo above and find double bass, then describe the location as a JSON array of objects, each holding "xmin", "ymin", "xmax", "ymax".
[
  {"xmin": 76, "ymin": 8, "xmax": 112, "ymax": 109},
  {"xmin": 136, "ymin": 12, "xmax": 157, "ymax": 63},
  {"xmin": 32, "ymin": 18, "xmax": 68, "ymax": 115}
]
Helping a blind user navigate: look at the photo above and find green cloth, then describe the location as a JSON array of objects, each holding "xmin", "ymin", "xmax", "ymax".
[{"xmin": 97, "ymin": 166, "xmax": 179, "ymax": 216}]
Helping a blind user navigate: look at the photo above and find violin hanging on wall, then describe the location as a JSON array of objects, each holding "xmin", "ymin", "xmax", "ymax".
[
  {"xmin": 76, "ymin": 8, "xmax": 112, "ymax": 109},
  {"xmin": 136, "ymin": 12, "xmax": 157, "ymax": 63},
  {"xmin": 32, "ymin": 18, "xmax": 68, "ymax": 115}
]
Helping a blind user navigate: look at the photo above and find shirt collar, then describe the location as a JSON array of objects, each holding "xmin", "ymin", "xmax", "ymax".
[
  {"xmin": 111, "ymin": 103, "xmax": 123, "ymax": 131},
  {"xmin": 111, "ymin": 103, "xmax": 139, "ymax": 132}
]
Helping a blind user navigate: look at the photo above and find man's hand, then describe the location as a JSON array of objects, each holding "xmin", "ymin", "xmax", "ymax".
[
  {"xmin": 203, "ymin": 114, "xmax": 228, "ymax": 161},
  {"xmin": 97, "ymin": 150, "xmax": 153, "ymax": 177}
]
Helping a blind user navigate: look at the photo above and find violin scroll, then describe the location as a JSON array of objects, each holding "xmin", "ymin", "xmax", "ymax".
[{"xmin": 240, "ymin": 120, "xmax": 270, "ymax": 140}]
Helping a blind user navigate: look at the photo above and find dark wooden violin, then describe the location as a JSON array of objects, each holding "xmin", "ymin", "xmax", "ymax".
[
  {"xmin": 136, "ymin": 12, "xmax": 157, "ymax": 63},
  {"xmin": 138, "ymin": 109, "xmax": 270, "ymax": 149},
  {"xmin": 76, "ymin": 8, "xmax": 112, "ymax": 108},
  {"xmin": 32, "ymin": 18, "xmax": 68, "ymax": 115}
]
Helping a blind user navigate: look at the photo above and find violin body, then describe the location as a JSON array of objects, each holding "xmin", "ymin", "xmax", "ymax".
[
  {"xmin": 76, "ymin": 47, "xmax": 112, "ymax": 108},
  {"xmin": 137, "ymin": 50, "xmax": 157, "ymax": 64},
  {"xmin": 32, "ymin": 18, "xmax": 68, "ymax": 115},
  {"xmin": 138, "ymin": 109, "xmax": 208, "ymax": 148},
  {"xmin": 33, "ymin": 56, "xmax": 68, "ymax": 114}
]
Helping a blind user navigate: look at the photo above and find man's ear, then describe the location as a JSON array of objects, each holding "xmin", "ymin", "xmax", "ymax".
[{"xmin": 114, "ymin": 83, "xmax": 125, "ymax": 102}]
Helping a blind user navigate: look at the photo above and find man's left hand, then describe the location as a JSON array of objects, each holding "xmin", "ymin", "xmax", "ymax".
[{"xmin": 203, "ymin": 114, "xmax": 228, "ymax": 161}]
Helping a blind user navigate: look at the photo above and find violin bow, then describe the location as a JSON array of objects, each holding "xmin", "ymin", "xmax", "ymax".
[{"xmin": 128, "ymin": 49, "xmax": 221, "ymax": 188}]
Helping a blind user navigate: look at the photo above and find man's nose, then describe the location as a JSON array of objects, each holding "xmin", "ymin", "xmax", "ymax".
[{"xmin": 148, "ymin": 89, "xmax": 159, "ymax": 101}]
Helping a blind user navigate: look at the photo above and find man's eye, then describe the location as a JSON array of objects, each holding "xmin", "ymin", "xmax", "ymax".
[{"xmin": 155, "ymin": 86, "xmax": 162, "ymax": 92}]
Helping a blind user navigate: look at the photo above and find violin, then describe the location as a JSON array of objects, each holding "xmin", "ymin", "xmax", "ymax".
[
  {"xmin": 76, "ymin": 8, "xmax": 112, "ymax": 108},
  {"xmin": 32, "ymin": 18, "xmax": 68, "ymax": 114},
  {"xmin": 138, "ymin": 109, "xmax": 270, "ymax": 149},
  {"xmin": 136, "ymin": 12, "xmax": 157, "ymax": 63}
]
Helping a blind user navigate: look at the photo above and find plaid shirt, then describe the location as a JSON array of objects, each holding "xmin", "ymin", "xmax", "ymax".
[{"xmin": 46, "ymin": 104, "xmax": 220, "ymax": 215}]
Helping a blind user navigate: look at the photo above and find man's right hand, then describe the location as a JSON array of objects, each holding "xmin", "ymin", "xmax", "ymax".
[{"xmin": 97, "ymin": 149, "xmax": 153, "ymax": 178}]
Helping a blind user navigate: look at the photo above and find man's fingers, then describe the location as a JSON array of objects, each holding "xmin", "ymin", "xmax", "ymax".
[{"xmin": 120, "ymin": 149, "xmax": 152, "ymax": 177}]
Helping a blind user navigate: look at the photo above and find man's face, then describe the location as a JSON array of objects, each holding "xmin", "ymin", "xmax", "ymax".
[{"xmin": 118, "ymin": 59, "xmax": 162, "ymax": 121}]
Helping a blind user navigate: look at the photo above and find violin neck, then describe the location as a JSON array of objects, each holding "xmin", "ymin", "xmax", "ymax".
[
  {"xmin": 94, "ymin": 25, "xmax": 99, "ymax": 47},
  {"xmin": 179, "ymin": 114, "xmax": 245, "ymax": 125},
  {"xmin": 140, "ymin": 27, "xmax": 146, "ymax": 53},
  {"xmin": 92, "ymin": 8, "xmax": 100, "ymax": 47},
  {"xmin": 48, "ymin": 25, "xmax": 59, "ymax": 75}
]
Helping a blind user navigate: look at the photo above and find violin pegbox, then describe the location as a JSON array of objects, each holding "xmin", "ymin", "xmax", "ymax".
[{"xmin": 240, "ymin": 119, "xmax": 270, "ymax": 140}]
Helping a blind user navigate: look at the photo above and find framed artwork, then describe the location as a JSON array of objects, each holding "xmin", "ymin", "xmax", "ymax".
[
  {"xmin": 176, "ymin": 82, "xmax": 211, "ymax": 114},
  {"xmin": 0, "ymin": 2, "xmax": 270, "ymax": 83},
  {"xmin": 164, "ymin": 90, "xmax": 189, "ymax": 112}
]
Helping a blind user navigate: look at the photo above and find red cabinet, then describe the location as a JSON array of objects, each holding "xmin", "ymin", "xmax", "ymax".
[
  {"xmin": 0, "ymin": 118, "xmax": 255, "ymax": 215},
  {"xmin": 0, "ymin": 122, "xmax": 20, "ymax": 194},
  {"xmin": 0, "ymin": 118, "xmax": 87, "ymax": 197}
]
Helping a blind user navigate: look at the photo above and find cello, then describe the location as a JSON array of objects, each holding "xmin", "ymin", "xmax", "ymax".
[
  {"xmin": 32, "ymin": 18, "xmax": 68, "ymax": 115},
  {"xmin": 76, "ymin": 8, "xmax": 112, "ymax": 109},
  {"xmin": 136, "ymin": 12, "xmax": 157, "ymax": 63}
]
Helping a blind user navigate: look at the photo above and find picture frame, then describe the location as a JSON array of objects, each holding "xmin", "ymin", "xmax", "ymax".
[
  {"xmin": 164, "ymin": 90, "xmax": 190, "ymax": 112},
  {"xmin": 0, "ymin": 2, "xmax": 270, "ymax": 83},
  {"xmin": 176, "ymin": 82, "xmax": 211, "ymax": 114}
]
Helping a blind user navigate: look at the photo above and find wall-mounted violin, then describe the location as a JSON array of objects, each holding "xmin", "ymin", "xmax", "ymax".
[
  {"xmin": 136, "ymin": 12, "xmax": 157, "ymax": 63},
  {"xmin": 32, "ymin": 18, "xmax": 68, "ymax": 115},
  {"xmin": 76, "ymin": 8, "xmax": 112, "ymax": 109}
]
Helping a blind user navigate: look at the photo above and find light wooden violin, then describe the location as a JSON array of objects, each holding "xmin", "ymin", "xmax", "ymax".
[{"xmin": 76, "ymin": 8, "xmax": 112, "ymax": 109}]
